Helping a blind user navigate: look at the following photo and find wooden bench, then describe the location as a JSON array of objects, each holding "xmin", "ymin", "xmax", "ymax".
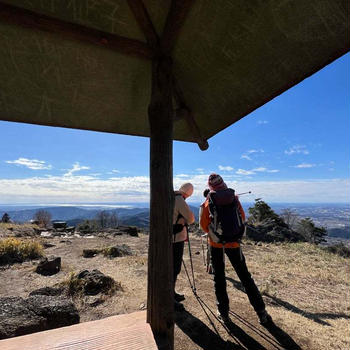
[{"xmin": 0, "ymin": 311, "xmax": 158, "ymax": 350}]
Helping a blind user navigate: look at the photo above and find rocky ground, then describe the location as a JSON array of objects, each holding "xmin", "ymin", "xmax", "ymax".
[{"xmin": 0, "ymin": 226, "xmax": 349, "ymax": 350}]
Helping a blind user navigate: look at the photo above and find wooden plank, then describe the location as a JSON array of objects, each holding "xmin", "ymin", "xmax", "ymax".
[
  {"xmin": 0, "ymin": 2, "xmax": 153, "ymax": 59},
  {"xmin": 161, "ymin": 0, "xmax": 195, "ymax": 54},
  {"xmin": 127, "ymin": 0, "xmax": 159, "ymax": 49},
  {"xmin": 147, "ymin": 57, "xmax": 174, "ymax": 350},
  {"xmin": 0, "ymin": 311, "xmax": 158, "ymax": 350}
]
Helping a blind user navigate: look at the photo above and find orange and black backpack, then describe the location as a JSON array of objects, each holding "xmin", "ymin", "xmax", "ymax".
[{"xmin": 208, "ymin": 188, "xmax": 245, "ymax": 243}]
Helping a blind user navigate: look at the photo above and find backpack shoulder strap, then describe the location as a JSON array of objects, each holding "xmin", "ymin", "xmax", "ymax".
[
  {"xmin": 174, "ymin": 193, "xmax": 184, "ymax": 224},
  {"xmin": 207, "ymin": 191, "xmax": 218, "ymax": 219}
]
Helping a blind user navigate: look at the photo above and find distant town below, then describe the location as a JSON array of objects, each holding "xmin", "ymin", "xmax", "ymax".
[{"xmin": 0, "ymin": 202, "xmax": 349, "ymax": 242}]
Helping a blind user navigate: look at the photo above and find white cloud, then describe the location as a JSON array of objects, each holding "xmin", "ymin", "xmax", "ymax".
[
  {"xmin": 64, "ymin": 162, "xmax": 90, "ymax": 177},
  {"xmin": 176, "ymin": 174, "xmax": 190, "ymax": 178},
  {"xmin": 218, "ymin": 165, "xmax": 234, "ymax": 171},
  {"xmin": 252, "ymin": 167, "xmax": 266, "ymax": 172},
  {"xmin": 252, "ymin": 167, "xmax": 280, "ymax": 173},
  {"xmin": 5, "ymin": 158, "xmax": 52, "ymax": 170},
  {"xmin": 111, "ymin": 169, "xmax": 120, "ymax": 173},
  {"xmin": 285, "ymin": 145, "xmax": 309, "ymax": 155},
  {"xmin": 236, "ymin": 169, "xmax": 255, "ymax": 175},
  {"xmin": 257, "ymin": 120, "xmax": 269, "ymax": 125},
  {"xmin": 247, "ymin": 149, "xmax": 264, "ymax": 154},
  {"xmin": 241, "ymin": 149, "xmax": 264, "ymax": 161},
  {"xmin": 0, "ymin": 174, "xmax": 348, "ymax": 204},
  {"xmin": 241, "ymin": 155, "xmax": 252, "ymax": 161},
  {"xmin": 236, "ymin": 167, "xmax": 279, "ymax": 176},
  {"xmin": 196, "ymin": 168, "xmax": 204, "ymax": 173},
  {"xmin": 293, "ymin": 163, "xmax": 316, "ymax": 168}
]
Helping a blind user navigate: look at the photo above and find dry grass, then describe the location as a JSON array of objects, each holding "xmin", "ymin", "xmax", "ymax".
[
  {"xmin": 0, "ymin": 232, "xmax": 348, "ymax": 349},
  {"xmin": 0, "ymin": 223, "xmax": 40, "ymax": 238},
  {"xmin": 239, "ymin": 240, "xmax": 350, "ymax": 350},
  {"xmin": 0, "ymin": 237, "xmax": 44, "ymax": 265}
]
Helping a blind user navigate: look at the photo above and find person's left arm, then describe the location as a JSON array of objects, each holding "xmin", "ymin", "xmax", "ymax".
[
  {"xmin": 199, "ymin": 200, "xmax": 210, "ymax": 233},
  {"xmin": 178, "ymin": 197, "xmax": 195, "ymax": 225}
]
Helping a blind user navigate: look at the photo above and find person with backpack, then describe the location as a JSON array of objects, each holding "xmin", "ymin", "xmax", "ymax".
[
  {"xmin": 173, "ymin": 183, "xmax": 195, "ymax": 310},
  {"xmin": 200, "ymin": 188, "xmax": 214, "ymax": 274},
  {"xmin": 200, "ymin": 174, "xmax": 272, "ymax": 325}
]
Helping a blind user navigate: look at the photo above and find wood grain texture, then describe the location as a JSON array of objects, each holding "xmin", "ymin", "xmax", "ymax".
[
  {"xmin": 127, "ymin": 0, "xmax": 159, "ymax": 48},
  {"xmin": 161, "ymin": 0, "xmax": 195, "ymax": 54},
  {"xmin": 0, "ymin": 2, "xmax": 153, "ymax": 59},
  {"xmin": 0, "ymin": 311, "xmax": 158, "ymax": 350},
  {"xmin": 147, "ymin": 56, "xmax": 174, "ymax": 350}
]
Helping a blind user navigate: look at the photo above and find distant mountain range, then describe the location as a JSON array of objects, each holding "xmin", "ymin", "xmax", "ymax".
[
  {"xmin": 3, "ymin": 205, "xmax": 200, "ymax": 229},
  {"xmin": 1, "ymin": 203, "xmax": 349, "ymax": 239}
]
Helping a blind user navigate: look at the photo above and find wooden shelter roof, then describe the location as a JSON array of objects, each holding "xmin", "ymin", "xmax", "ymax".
[{"xmin": 0, "ymin": 0, "xmax": 348, "ymax": 148}]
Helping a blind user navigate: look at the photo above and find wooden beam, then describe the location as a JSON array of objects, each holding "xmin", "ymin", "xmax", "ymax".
[
  {"xmin": 0, "ymin": 2, "xmax": 153, "ymax": 60},
  {"xmin": 147, "ymin": 56, "xmax": 174, "ymax": 350},
  {"xmin": 161, "ymin": 0, "xmax": 195, "ymax": 54},
  {"xmin": 127, "ymin": 0, "xmax": 159, "ymax": 49},
  {"xmin": 173, "ymin": 77, "xmax": 209, "ymax": 151}
]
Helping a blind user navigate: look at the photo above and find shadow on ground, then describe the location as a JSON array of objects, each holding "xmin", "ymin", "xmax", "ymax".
[
  {"xmin": 226, "ymin": 277, "xmax": 349, "ymax": 326},
  {"xmin": 175, "ymin": 306, "xmax": 268, "ymax": 350}
]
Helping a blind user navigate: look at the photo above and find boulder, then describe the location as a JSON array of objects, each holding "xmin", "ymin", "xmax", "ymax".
[
  {"xmin": 126, "ymin": 226, "xmax": 138, "ymax": 237},
  {"xmin": 40, "ymin": 231, "xmax": 53, "ymax": 238},
  {"xmin": 29, "ymin": 286, "xmax": 65, "ymax": 297},
  {"xmin": 0, "ymin": 297, "xmax": 46, "ymax": 339},
  {"xmin": 82, "ymin": 249, "xmax": 100, "ymax": 258},
  {"xmin": 0, "ymin": 296, "xmax": 79, "ymax": 340},
  {"xmin": 76, "ymin": 269, "xmax": 116, "ymax": 296},
  {"xmin": 103, "ymin": 244, "xmax": 132, "ymax": 258},
  {"xmin": 27, "ymin": 295, "xmax": 79, "ymax": 329},
  {"xmin": 42, "ymin": 242, "xmax": 55, "ymax": 248},
  {"xmin": 35, "ymin": 256, "xmax": 61, "ymax": 276},
  {"xmin": 118, "ymin": 226, "xmax": 139, "ymax": 237}
]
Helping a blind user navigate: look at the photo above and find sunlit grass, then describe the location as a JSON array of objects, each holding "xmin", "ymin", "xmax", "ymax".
[{"xmin": 0, "ymin": 237, "xmax": 43, "ymax": 265}]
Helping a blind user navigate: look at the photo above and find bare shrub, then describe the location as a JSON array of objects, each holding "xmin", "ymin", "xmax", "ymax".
[{"xmin": 33, "ymin": 210, "xmax": 52, "ymax": 228}]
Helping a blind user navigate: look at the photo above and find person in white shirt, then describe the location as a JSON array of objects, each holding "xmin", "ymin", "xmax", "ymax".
[{"xmin": 173, "ymin": 183, "xmax": 195, "ymax": 308}]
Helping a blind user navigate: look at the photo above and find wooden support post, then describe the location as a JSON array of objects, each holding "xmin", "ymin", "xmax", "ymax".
[{"xmin": 147, "ymin": 56, "xmax": 174, "ymax": 350}]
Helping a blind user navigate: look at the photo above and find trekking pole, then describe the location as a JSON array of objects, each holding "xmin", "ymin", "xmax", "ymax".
[
  {"xmin": 186, "ymin": 233, "xmax": 197, "ymax": 293},
  {"xmin": 200, "ymin": 234, "xmax": 206, "ymax": 266},
  {"xmin": 237, "ymin": 191, "xmax": 251, "ymax": 196}
]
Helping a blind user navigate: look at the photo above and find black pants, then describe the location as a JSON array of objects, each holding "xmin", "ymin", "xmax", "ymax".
[
  {"xmin": 211, "ymin": 246, "xmax": 265, "ymax": 316},
  {"xmin": 173, "ymin": 241, "xmax": 184, "ymax": 285}
]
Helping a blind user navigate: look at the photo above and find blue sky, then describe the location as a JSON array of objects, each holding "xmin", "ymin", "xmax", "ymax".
[{"xmin": 0, "ymin": 53, "xmax": 349, "ymax": 204}]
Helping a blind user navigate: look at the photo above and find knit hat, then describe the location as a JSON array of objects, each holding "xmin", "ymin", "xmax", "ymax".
[
  {"xmin": 179, "ymin": 183, "xmax": 194, "ymax": 197},
  {"xmin": 208, "ymin": 173, "xmax": 227, "ymax": 191}
]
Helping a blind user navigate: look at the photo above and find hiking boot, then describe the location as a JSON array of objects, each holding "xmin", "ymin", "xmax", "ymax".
[
  {"xmin": 174, "ymin": 301, "xmax": 185, "ymax": 312},
  {"xmin": 174, "ymin": 292, "xmax": 185, "ymax": 302},
  {"xmin": 217, "ymin": 310, "xmax": 230, "ymax": 324},
  {"xmin": 257, "ymin": 310, "xmax": 272, "ymax": 326}
]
